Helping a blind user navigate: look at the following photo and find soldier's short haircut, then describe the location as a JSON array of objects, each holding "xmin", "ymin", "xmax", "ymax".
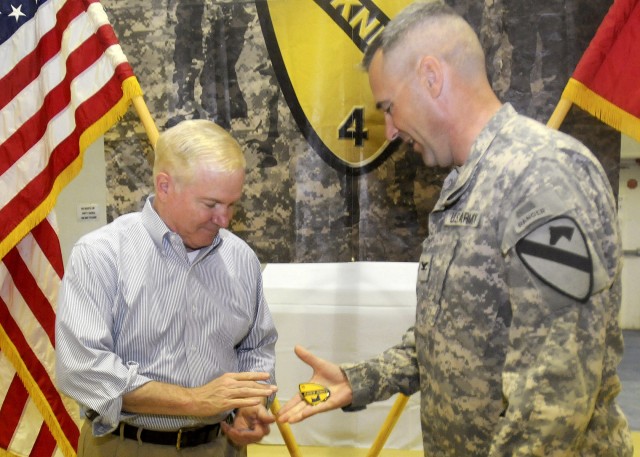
[
  {"xmin": 361, "ymin": 33, "xmax": 383, "ymax": 71},
  {"xmin": 366, "ymin": 1, "xmax": 485, "ymax": 78},
  {"xmin": 381, "ymin": 1, "xmax": 457, "ymax": 54}
]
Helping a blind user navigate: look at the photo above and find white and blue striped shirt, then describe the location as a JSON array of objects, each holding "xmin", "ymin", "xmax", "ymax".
[{"xmin": 55, "ymin": 197, "xmax": 277, "ymax": 436}]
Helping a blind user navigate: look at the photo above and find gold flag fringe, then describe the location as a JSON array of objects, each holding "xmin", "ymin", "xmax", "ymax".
[
  {"xmin": 0, "ymin": 326, "xmax": 75, "ymax": 457},
  {"xmin": 0, "ymin": 76, "xmax": 143, "ymax": 456},
  {"xmin": 0, "ymin": 76, "xmax": 143, "ymax": 262},
  {"xmin": 562, "ymin": 78, "xmax": 640, "ymax": 143}
]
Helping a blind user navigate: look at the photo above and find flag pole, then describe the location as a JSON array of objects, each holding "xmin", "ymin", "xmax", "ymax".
[
  {"xmin": 546, "ymin": 98, "xmax": 573, "ymax": 130},
  {"xmin": 270, "ymin": 398, "xmax": 303, "ymax": 457},
  {"xmin": 131, "ymin": 95, "xmax": 160, "ymax": 150},
  {"xmin": 366, "ymin": 394, "xmax": 410, "ymax": 457}
]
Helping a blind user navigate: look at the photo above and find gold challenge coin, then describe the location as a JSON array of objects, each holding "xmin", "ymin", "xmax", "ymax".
[{"xmin": 299, "ymin": 383, "xmax": 331, "ymax": 406}]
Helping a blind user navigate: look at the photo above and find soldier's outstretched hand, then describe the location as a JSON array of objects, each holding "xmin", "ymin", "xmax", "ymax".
[{"xmin": 277, "ymin": 345, "xmax": 353, "ymax": 424}]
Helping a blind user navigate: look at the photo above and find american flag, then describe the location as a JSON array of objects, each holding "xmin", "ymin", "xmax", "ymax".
[{"xmin": 0, "ymin": 0, "xmax": 141, "ymax": 455}]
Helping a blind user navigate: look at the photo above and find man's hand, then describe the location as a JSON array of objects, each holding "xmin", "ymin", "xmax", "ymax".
[
  {"xmin": 191, "ymin": 372, "xmax": 277, "ymax": 417},
  {"xmin": 122, "ymin": 372, "xmax": 277, "ymax": 417},
  {"xmin": 277, "ymin": 346, "xmax": 353, "ymax": 424},
  {"xmin": 222, "ymin": 404, "xmax": 275, "ymax": 446}
]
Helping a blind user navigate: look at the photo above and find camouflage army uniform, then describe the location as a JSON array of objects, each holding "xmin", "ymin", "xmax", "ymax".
[{"xmin": 341, "ymin": 104, "xmax": 633, "ymax": 456}]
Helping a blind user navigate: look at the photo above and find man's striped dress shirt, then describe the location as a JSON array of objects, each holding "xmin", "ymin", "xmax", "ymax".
[{"xmin": 55, "ymin": 197, "xmax": 277, "ymax": 436}]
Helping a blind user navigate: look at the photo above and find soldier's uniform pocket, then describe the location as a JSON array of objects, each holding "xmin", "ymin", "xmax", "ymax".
[{"xmin": 416, "ymin": 238, "xmax": 458, "ymax": 327}]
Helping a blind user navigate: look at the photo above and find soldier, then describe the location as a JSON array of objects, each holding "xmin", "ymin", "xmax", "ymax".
[{"xmin": 277, "ymin": 2, "xmax": 634, "ymax": 456}]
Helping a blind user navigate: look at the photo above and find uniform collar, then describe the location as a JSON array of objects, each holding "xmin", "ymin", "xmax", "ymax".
[{"xmin": 434, "ymin": 103, "xmax": 517, "ymax": 211}]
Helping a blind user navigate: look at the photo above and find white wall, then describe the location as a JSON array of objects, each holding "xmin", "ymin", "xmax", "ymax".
[
  {"xmin": 621, "ymin": 134, "xmax": 640, "ymax": 160},
  {"xmin": 54, "ymin": 137, "xmax": 108, "ymax": 265},
  {"xmin": 618, "ymin": 134, "xmax": 640, "ymax": 329}
]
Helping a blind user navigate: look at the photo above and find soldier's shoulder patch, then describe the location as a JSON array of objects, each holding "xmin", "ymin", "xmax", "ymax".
[
  {"xmin": 515, "ymin": 216, "xmax": 592, "ymax": 302},
  {"xmin": 501, "ymin": 188, "xmax": 570, "ymax": 254}
]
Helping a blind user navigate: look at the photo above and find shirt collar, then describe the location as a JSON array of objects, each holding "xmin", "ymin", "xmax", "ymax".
[
  {"xmin": 141, "ymin": 195, "xmax": 222, "ymax": 258},
  {"xmin": 435, "ymin": 103, "xmax": 517, "ymax": 210}
]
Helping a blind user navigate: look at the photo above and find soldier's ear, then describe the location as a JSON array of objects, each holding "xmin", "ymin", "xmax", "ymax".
[{"xmin": 417, "ymin": 55, "xmax": 443, "ymax": 97}]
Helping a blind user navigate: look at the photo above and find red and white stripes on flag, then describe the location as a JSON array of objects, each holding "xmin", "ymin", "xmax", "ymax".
[
  {"xmin": 0, "ymin": 215, "xmax": 79, "ymax": 456},
  {"xmin": 0, "ymin": 0, "xmax": 142, "ymax": 259},
  {"xmin": 0, "ymin": 0, "xmax": 142, "ymax": 455}
]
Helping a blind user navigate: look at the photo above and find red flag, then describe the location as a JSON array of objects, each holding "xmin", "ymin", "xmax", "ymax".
[
  {"xmin": 0, "ymin": 0, "xmax": 142, "ymax": 455},
  {"xmin": 561, "ymin": 0, "xmax": 640, "ymax": 141}
]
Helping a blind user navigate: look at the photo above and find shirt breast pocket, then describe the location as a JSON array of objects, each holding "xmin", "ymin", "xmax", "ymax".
[{"xmin": 416, "ymin": 238, "xmax": 458, "ymax": 327}]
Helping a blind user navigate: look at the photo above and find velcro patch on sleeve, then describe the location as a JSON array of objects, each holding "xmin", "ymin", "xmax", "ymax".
[
  {"xmin": 515, "ymin": 216, "xmax": 592, "ymax": 302},
  {"xmin": 502, "ymin": 188, "xmax": 571, "ymax": 254}
]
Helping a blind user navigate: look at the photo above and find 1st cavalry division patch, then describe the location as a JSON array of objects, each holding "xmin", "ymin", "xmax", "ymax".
[
  {"xmin": 256, "ymin": 0, "xmax": 413, "ymax": 172},
  {"xmin": 299, "ymin": 383, "xmax": 331, "ymax": 406},
  {"xmin": 516, "ymin": 216, "xmax": 593, "ymax": 302}
]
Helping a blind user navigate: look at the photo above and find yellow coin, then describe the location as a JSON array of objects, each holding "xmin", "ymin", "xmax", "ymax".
[{"xmin": 299, "ymin": 383, "xmax": 331, "ymax": 406}]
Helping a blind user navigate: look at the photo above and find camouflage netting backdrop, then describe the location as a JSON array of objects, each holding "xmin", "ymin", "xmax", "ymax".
[{"xmin": 102, "ymin": 0, "xmax": 619, "ymax": 263}]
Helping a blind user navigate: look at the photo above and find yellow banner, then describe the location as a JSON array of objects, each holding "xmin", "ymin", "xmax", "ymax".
[{"xmin": 257, "ymin": 0, "xmax": 413, "ymax": 171}]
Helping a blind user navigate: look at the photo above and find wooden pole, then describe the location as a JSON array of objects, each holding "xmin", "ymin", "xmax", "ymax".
[
  {"xmin": 366, "ymin": 394, "xmax": 410, "ymax": 457},
  {"xmin": 546, "ymin": 98, "xmax": 573, "ymax": 130},
  {"xmin": 131, "ymin": 95, "xmax": 160, "ymax": 149},
  {"xmin": 270, "ymin": 398, "xmax": 304, "ymax": 457}
]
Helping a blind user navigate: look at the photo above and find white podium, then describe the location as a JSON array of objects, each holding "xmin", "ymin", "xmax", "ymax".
[{"xmin": 261, "ymin": 262, "xmax": 423, "ymax": 451}]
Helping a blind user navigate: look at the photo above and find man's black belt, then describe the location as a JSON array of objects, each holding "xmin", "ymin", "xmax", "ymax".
[{"xmin": 111, "ymin": 422, "xmax": 222, "ymax": 449}]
